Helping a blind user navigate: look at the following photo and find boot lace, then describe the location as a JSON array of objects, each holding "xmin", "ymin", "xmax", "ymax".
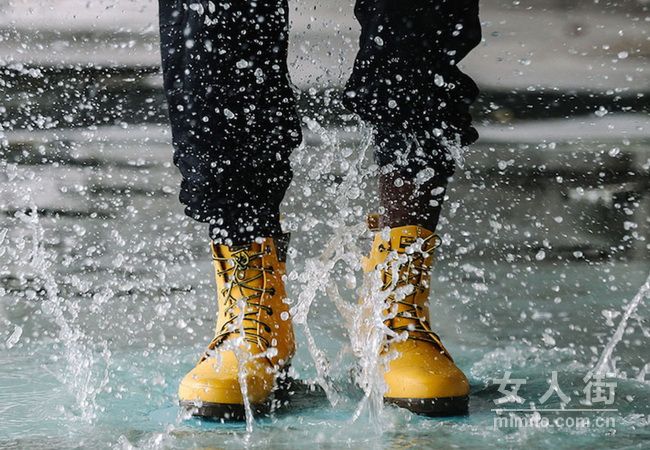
[
  {"xmin": 203, "ymin": 247, "xmax": 275, "ymax": 358},
  {"xmin": 380, "ymin": 234, "xmax": 450, "ymax": 356}
]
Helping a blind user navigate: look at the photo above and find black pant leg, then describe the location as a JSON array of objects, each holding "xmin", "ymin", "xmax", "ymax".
[
  {"xmin": 344, "ymin": 0, "xmax": 481, "ymax": 178},
  {"xmin": 158, "ymin": 0, "xmax": 302, "ymax": 244}
]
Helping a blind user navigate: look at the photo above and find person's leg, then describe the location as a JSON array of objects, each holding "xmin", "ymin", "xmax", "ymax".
[
  {"xmin": 344, "ymin": 0, "xmax": 481, "ymax": 231},
  {"xmin": 158, "ymin": 0, "xmax": 302, "ymax": 245},
  {"xmin": 345, "ymin": 0, "xmax": 481, "ymax": 416},
  {"xmin": 158, "ymin": 0, "xmax": 300, "ymax": 419},
  {"xmin": 378, "ymin": 161, "xmax": 451, "ymax": 231}
]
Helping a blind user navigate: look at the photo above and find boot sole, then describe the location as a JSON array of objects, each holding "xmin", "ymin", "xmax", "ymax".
[
  {"xmin": 179, "ymin": 400, "xmax": 273, "ymax": 421},
  {"xmin": 385, "ymin": 395, "xmax": 469, "ymax": 417},
  {"xmin": 182, "ymin": 396, "xmax": 468, "ymax": 419}
]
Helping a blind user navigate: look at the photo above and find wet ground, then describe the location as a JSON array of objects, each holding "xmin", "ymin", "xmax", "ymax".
[
  {"xmin": 1, "ymin": 0, "xmax": 650, "ymax": 449},
  {"xmin": 0, "ymin": 114, "xmax": 648, "ymax": 448}
]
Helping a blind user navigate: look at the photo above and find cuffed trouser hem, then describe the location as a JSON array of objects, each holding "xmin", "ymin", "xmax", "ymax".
[{"xmin": 372, "ymin": 128, "xmax": 457, "ymax": 180}]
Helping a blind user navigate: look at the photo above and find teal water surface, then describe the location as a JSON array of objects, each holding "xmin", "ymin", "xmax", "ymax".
[{"xmin": 1, "ymin": 125, "xmax": 649, "ymax": 448}]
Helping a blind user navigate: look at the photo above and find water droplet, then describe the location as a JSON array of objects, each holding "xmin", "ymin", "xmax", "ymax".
[
  {"xmin": 608, "ymin": 147, "xmax": 620, "ymax": 157},
  {"xmin": 6, "ymin": 325, "xmax": 22, "ymax": 349}
]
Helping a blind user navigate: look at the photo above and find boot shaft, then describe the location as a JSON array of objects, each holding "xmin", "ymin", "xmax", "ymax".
[
  {"xmin": 210, "ymin": 236, "xmax": 295, "ymax": 365},
  {"xmin": 364, "ymin": 225, "xmax": 441, "ymax": 341}
]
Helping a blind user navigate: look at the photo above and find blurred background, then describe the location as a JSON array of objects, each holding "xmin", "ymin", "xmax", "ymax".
[{"xmin": 0, "ymin": 1, "xmax": 648, "ymax": 448}]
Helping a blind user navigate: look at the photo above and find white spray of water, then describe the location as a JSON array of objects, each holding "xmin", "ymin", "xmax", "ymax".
[
  {"xmin": 288, "ymin": 121, "xmax": 380, "ymax": 407},
  {"xmin": 346, "ymin": 240, "xmax": 428, "ymax": 425},
  {"xmin": 289, "ymin": 121, "xmax": 418, "ymax": 426},
  {"xmin": 346, "ymin": 254, "xmax": 395, "ymax": 424},
  {"xmin": 2, "ymin": 163, "xmax": 109, "ymax": 423},
  {"xmin": 233, "ymin": 295, "xmax": 256, "ymax": 432},
  {"xmin": 594, "ymin": 271, "xmax": 650, "ymax": 377},
  {"xmin": 204, "ymin": 290, "xmax": 269, "ymax": 432},
  {"xmin": 300, "ymin": 221, "xmax": 369, "ymax": 406},
  {"xmin": 18, "ymin": 205, "xmax": 109, "ymax": 422},
  {"xmin": 290, "ymin": 217, "xmax": 372, "ymax": 406}
]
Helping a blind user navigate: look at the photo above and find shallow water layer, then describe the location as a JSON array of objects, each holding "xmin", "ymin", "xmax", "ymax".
[
  {"xmin": 0, "ymin": 119, "xmax": 649, "ymax": 448},
  {"xmin": 1, "ymin": 254, "xmax": 649, "ymax": 450}
]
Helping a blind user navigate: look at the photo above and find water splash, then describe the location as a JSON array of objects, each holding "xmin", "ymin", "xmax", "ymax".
[
  {"xmin": 346, "ymin": 258, "xmax": 393, "ymax": 424},
  {"xmin": 1, "ymin": 163, "xmax": 109, "ymax": 423},
  {"xmin": 290, "ymin": 224, "xmax": 365, "ymax": 406},
  {"xmin": 288, "ymin": 121, "xmax": 376, "ymax": 407},
  {"xmin": 232, "ymin": 296, "xmax": 257, "ymax": 432},
  {"xmin": 19, "ymin": 212, "xmax": 106, "ymax": 421},
  {"xmin": 201, "ymin": 301, "xmax": 270, "ymax": 432},
  {"xmin": 593, "ymin": 271, "xmax": 650, "ymax": 377},
  {"xmin": 288, "ymin": 121, "xmax": 431, "ymax": 426}
]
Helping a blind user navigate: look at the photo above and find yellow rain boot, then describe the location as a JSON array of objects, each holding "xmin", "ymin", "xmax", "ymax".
[
  {"xmin": 364, "ymin": 224, "xmax": 469, "ymax": 416},
  {"xmin": 178, "ymin": 236, "xmax": 295, "ymax": 419}
]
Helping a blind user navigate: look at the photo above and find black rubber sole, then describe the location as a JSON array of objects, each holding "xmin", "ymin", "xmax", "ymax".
[
  {"xmin": 180, "ymin": 379, "xmax": 467, "ymax": 420},
  {"xmin": 385, "ymin": 395, "xmax": 469, "ymax": 417},
  {"xmin": 180, "ymin": 400, "xmax": 274, "ymax": 421}
]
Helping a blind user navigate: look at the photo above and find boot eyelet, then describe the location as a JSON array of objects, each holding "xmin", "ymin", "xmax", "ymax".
[
  {"xmin": 234, "ymin": 253, "xmax": 249, "ymax": 267},
  {"xmin": 268, "ymin": 307, "xmax": 274, "ymax": 316}
]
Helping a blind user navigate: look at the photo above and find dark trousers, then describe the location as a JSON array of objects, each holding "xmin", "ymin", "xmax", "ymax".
[{"xmin": 158, "ymin": 1, "xmax": 481, "ymax": 244}]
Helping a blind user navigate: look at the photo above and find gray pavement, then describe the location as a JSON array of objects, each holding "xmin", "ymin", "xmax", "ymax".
[{"xmin": 0, "ymin": 0, "xmax": 648, "ymax": 91}]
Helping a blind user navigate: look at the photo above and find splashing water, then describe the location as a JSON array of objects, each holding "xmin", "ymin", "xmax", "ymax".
[
  {"xmin": 286, "ymin": 122, "xmax": 374, "ymax": 406},
  {"xmin": 593, "ymin": 271, "xmax": 650, "ymax": 377},
  {"xmin": 231, "ymin": 298, "xmax": 257, "ymax": 432},
  {"xmin": 223, "ymin": 122, "xmax": 378, "ymax": 428},
  {"xmin": 290, "ymin": 245, "xmax": 346, "ymax": 406},
  {"xmin": 287, "ymin": 122, "xmax": 438, "ymax": 427},
  {"xmin": 285, "ymin": 120, "xmax": 409, "ymax": 426},
  {"xmin": 5, "ymin": 164, "xmax": 109, "ymax": 423},
  {"xmin": 346, "ymin": 247, "xmax": 396, "ymax": 425}
]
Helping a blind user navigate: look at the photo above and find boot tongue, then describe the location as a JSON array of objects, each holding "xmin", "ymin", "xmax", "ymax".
[
  {"xmin": 212, "ymin": 236, "xmax": 288, "ymax": 260},
  {"xmin": 209, "ymin": 240, "xmax": 268, "ymax": 348},
  {"xmin": 384, "ymin": 226, "xmax": 437, "ymax": 341},
  {"xmin": 363, "ymin": 225, "xmax": 435, "ymax": 273},
  {"xmin": 212, "ymin": 241, "xmax": 262, "ymax": 260},
  {"xmin": 387, "ymin": 225, "xmax": 434, "ymax": 254}
]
